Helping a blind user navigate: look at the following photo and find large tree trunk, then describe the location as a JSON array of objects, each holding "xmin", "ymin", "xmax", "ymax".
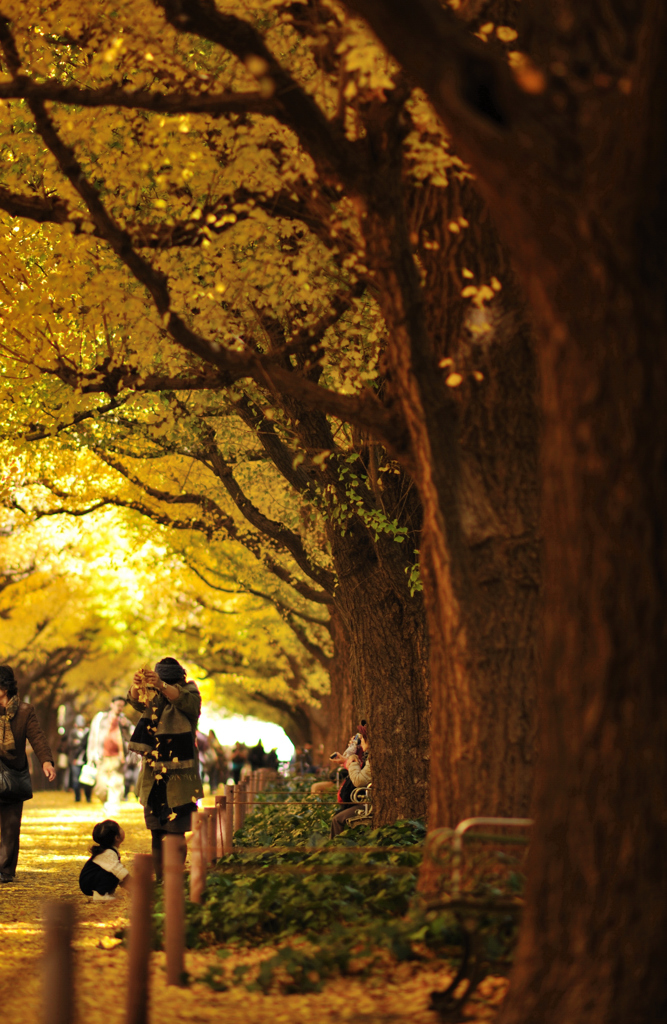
[
  {"xmin": 498, "ymin": 11, "xmax": 667, "ymax": 1018},
  {"xmin": 341, "ymin": 0, "xmax": 667, "ymax": 1018},
  {"xmin": 319, "ymin": 609, "xmax": 356, "ymax": 757},
  {"xmin": 362, "ymin": 165, "xmax": 540, "ymax": 827},
  {"xmin": 331, "ymin": 523, "xmax": 430, "ymax": 825}
]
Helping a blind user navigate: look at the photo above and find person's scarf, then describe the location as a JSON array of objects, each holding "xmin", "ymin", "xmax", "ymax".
[
  {"xmin": 0, "ymin": 695, "xmax": 20, "ymax": 758},
  {"xmin": 128, "ymin": 688, "xmax": 197, "ymax": 772}
]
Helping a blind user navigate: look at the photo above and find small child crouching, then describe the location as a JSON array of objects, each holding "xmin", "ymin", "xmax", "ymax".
[{"xmin": 79, "ymin": 819, "xmax": 131, "ymax": 901}]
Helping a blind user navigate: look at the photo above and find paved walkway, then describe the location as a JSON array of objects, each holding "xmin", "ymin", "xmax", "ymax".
[{"xmin": 0, "ymin": 792, "xmax": 491, "ymax": 1024}]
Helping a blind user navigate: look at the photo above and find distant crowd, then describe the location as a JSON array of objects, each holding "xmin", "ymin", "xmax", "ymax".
[{"xmin": 1, "ymin": 657, "xmax": 370, "ymax": 892}]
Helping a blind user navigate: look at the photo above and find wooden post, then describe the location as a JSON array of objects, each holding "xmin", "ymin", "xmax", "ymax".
[
  {"xmin": 189, "ymin": 813, "xmax": 206, "ymax": 904},
  {"xmin": 225, "ymin": 784, "xmax": 235, "ymax": 851},
  {"xmin": 126, "ymin": 854, "xmax": 153, "ymax": 1024},
  {"xmin": 240, "ymin": 779, "xmax": 248, "ymax": 826},
  {"xmin": 215, "ymin": 795, "xmax": 226, "ymax": 857},
  {"xmin": 42, "ymin": 901, "xmax": 75, "ymax": 1024},
  {"xmin": 205, "ymin": 807, "xmax": 217, "ymax": 865},
  {"xmin": 233, "ymin": 781, "xmax": 242, "ymax": 833},
  {"xmin": 163, "ymin": 835, "xmax": 185, "ymax": 987}
]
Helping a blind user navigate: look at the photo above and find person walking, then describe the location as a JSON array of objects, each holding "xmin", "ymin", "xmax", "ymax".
[
  {"xmin": 68, "ymin": 715, "xmax": 91, "ymax": 803},
  {"xmin": 0, "ymin": 665, "xmax": 56, "ymax": 882},
  {"xmin": 86, "ymin": 697, "xmax": 131, "ymax": 813},
  {"xmin": 126, "ymin": 657, "xmax": 203, "ymax": 880},
  {"xmin": 231, "ymin": 742, "xmax": 246, "ymax": 785},
  {"xmin": 205, "ymin": 729, "xmax": 225, "ymax": 793}
]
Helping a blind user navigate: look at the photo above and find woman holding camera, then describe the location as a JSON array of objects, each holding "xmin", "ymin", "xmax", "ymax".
[{"xmin": 126, "ymin": 657, "xmax": 203, "ymax": 879}]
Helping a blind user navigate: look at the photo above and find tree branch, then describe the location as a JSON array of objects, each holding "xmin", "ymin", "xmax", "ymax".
[
  {"xmin": 0, "ymin": 18, "xmax": 409, "ymax": 455},
  {"xmin": 185, "ymin": 560, "xmax": 331, "ymax": 663},
  {"xmin": 3, "ymin": 397, "xmax": 127, "ymax": 443},
  {"xmin": 26, "ymin": 108, "xmax": 405, "ymax": 445},
  {"xmin": 13, "ymin": 494, "xmax": 218, "ymax": 536},
  {"xmin": 279, "ymin": 614, "xmax": 332, "ymax": 668},
  {"xmin": 0, "ymin": 77, "xmax": 276, "ymax": 116},
  {"xmin": 94, "ymin": 450, "xmax": 239, "ymax": 535},
  {"xmin": 184, "ymin": 559, "xmax": 328, "ymax": 626},
  {"xmin": 251, "ymin": 555, "xmax": 333, "ymax": 605},
  {"xmin": 205, "ymin": 446, "xmax": 336, "ymax": 593},
  {"xmin": 155, "ymin": 0, "xmax": 358, "ymax": 187}
]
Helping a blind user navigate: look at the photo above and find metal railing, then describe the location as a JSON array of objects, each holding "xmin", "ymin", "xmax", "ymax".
[{"xmin": 449, "ymin": 816, "xmax": 533, "ymax": 896}]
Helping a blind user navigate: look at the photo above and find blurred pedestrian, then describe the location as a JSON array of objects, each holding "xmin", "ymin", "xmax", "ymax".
[
  {"xmin": 266, "ymin": 747, "xmax": 279, "ymax": 771},
  {"xmin": 248, "ymin": 739, "xmax": 265, "ymax": 772},
  {"xmin": 301, "ymin": 743, "xmax": 315, "ymax": 774},
  {"xmin": 206, "ymin": 729, "xmax": 225, "ymax": 792},
  {"xmin": 87, "ymin": 697, "xmax": 132, "ymax": 813},
  {"xmin": 68, "ymin": 714, "xmax": 91, "ymax": 804},
  {"xmin": 55, "ymin": 734, "xmax": 70, "ymax": 790},
  {"xmin": 231, "ymin": 742, "xmax": 246, "ymax": 785},
  {"xmin": 0, "ymin": 665, "xmax": 56, "ymax": 883}
]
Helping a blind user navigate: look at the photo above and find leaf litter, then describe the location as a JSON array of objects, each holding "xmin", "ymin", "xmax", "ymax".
[{"xmin": 0, "ymin": 792, "xmax": 509, "ymax": 1022}]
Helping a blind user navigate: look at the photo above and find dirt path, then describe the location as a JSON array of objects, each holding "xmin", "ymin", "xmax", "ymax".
[{"xmin": 0, "ymin": 792, "xmax": 494, "ymax": 1024}]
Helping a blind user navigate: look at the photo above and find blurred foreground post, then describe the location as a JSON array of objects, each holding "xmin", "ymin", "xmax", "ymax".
[
  {"xmin": 189, "ymin": 812, "xmax": 206, "ymax": 904},
  {"xmin": 215, "ymin": 794, "xmax": 226, "ymax": 857},
  {"xmin": 163, "ymin": 835, "xmax": 185, "ymax": 987},
  {"xmin": 42, "ymin": 901, "xmax": 75, "ymax": 1024},
  {"xmin": 126, "ymin": 854, "xmax": 153, "ymax": 1024},
  {"xmin": 205, "ymin": 807, "xmax": 216, "ymax": 865},
  {"xmin": 225, "ymin": 784, "xmax": 234, "ymax": 851},
  {"xmin": 239, "ymin": 779, "xmax": 247, "ymax": 827},
  {"xmin": 232, "ymin": 781, "xmax": 242, "ymax": 832}
]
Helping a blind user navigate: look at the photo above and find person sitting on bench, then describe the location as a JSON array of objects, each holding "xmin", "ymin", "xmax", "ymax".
[{"xmin": 329, "ymin": 723, "xmax": 371, "ymax": 838}]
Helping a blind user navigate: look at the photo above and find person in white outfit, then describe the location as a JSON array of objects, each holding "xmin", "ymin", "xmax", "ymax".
[{"xmin": 86, "ymin": 697, "xmax": 131, "ymax": 813}]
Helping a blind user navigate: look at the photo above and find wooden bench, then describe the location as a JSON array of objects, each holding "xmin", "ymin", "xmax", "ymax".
[
  {"xmin": 424, "ymin": 816, "xmax": 532, "ymax": 1020},
  {"xmin": 346, "ymin": 782, "xmax": 374, "ymax": 828}
]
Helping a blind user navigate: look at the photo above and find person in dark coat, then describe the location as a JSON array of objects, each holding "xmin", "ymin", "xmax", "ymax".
[
  {"xmin": 231, "ymin": 743, "xmax": 246, "ymax": 785},
  {"xmin": 68, "ymin": 715, "xmax": 91, "ymax": 803},
  {"xmin": 248, "ymin": 740, "xmax": 266, "ymax": 772},
  {"xmin": 126, "ymin": 657, "xmax": 203, "ymax": 880},
  {"xmin": 265, "ymin": 748, "xmax": 279, "ymax": 771},
  {"xmin": 0, "ymin": 665, "xmax": 55, "ymax": 882}
]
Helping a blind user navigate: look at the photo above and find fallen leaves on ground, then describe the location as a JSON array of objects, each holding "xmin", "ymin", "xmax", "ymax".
[{"xmin": 0, "ymin": 793, "xmax": 508, "ymax": 1023}]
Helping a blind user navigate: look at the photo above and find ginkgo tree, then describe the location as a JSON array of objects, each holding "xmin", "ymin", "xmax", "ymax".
[
  {"xmin": 289, "ymin": 0, "xmax": 667, "ymax": 1021},
  {"xmin": 3, "ymin": 357, "xmax": 429, "ymax": 821},
  {"xmin": 0, "ymin": 0, "xmax": 540, "ymax": 829},
  {"xmin": 0, "ymin": 500, "xmax": 332, "ymax": 761}
]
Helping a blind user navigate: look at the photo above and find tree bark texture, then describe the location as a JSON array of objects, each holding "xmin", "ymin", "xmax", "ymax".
[
  {"xmin": 319, "ymin": 608, "xmax": 356, "ymax": 755},
  {"xmin": 241, "ymin": 350, "xmax": 431, "ymax": 824},
  {"xmin": 341, "ymin": 0, "xmax": 667, "ymax": 1020},
  {"xmin": 331, "ymin": 522, "xmax": 430, "ymax": 825},
  {"xmin": 360, "ymin": 160, "xmax": 540, "ymax": 827}
]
